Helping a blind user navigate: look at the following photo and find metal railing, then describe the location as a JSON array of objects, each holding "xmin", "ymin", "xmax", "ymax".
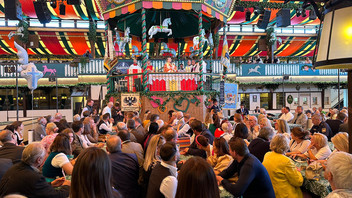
[{"xmin": 0, "ymin": 59, "xmax": 347, "ymax": 78}]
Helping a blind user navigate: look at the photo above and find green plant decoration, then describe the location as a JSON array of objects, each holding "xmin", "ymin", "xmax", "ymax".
[
  {"xmin": 88, "ymin": 20, "xmax": 97, "ymax": 43},
  {"xmin": 18, "ymin": 20, "xmax": 29, "ymax": 44}
]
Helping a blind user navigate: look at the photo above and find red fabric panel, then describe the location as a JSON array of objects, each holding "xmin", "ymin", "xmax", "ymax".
[
  {"xmin": 66, "ymin": 32, "xmax": 90, "ymax": 55},
  {"xmin": 37, "ymin": 31, "xmax": 68, "ymax": 55}
]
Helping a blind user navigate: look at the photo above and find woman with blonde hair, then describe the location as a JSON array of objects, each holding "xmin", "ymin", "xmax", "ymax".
[
  {"xmin": 141, "ymin": 134, "xmax": 166, "ymax": 196},
  {"xmin": 263, "ymin": 134, "xmax": 303, "ymax": 198},
  {"xmin": 331, "ymin": 132, "xmax": 349, "ymax": 153},
  {"xmin": 259, "ymin": 118, "xmax": 272, "ymax": 129},
  {"xmin": 275, "ymin": 119, "xmax": 290, "ymax": 140},
  {"xmin": 296, "ymin": 133, "xmax": 331, "ymax": 160}
]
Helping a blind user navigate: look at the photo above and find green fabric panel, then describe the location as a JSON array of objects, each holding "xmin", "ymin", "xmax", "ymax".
[
  {"xmin": 163, "ymin": 2, "xmax": 173, "ymax": 10},
  {"xmin": 192, "ymin": 4, "xmax": 201, "ymax": 11},
  {"xmin": 96, "ymin": 33, "xmax": 105, "ymax": 56},
  {"xmin": 85, "ymin": 0, "xmax": 99, "ymax": 20},
  {"xmin": 149, "ymin": 43, "xmax": 154, "ymax": 57},
  {"xmin": 58, "ymin": 32, "xmax": 76, "ymax": 55},
  {"xmin": 74, "ymin": 5, "xmax": 89, "ymax": 20},
  {"xmin": 125, "ymin": 44, "xmax": 130, "ymax": 56},
  {"xmin": 229, "ymin": 35, "xmax": 242, "ymax": 55}
]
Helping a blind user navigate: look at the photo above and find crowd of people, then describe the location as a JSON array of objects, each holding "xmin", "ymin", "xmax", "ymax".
[{"xmin": 0, "ymin": 99, "xmax": 351, "ymax": 198}]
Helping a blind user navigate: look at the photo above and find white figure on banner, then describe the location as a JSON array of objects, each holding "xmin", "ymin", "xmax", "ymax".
[
  {"xmin": 148, "ymin": 18, "xmax": 172, "ymax": 39},
  {"xmin": 114, "ymin": 27, "xmax": 131, "ymax": 54},
  {"xmin": 248, "ymin": 65, "xmax": 261, "ymax": 75}
]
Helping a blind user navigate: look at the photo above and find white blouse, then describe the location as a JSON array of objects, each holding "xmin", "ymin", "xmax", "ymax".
[{"xmin": 289, "ymin": 139, "xmax": 311, "ymax": 154}]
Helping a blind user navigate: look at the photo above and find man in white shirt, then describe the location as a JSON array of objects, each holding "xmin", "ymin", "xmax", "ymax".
[
  {"xmin": 279, "ymin": 106, "xmax": 294, "ymax": 122},
  {"xmin": 146, "ymin": 142, "xmax": 179, "ymax": 198},
  {"xmin": 177, "ymin": 115, "xmax": 193, "ymax": 137},
  {"xmin": 129, "ymin": 58, "xmax": 141, "ymax": 70},
  {"xmin": 102, "ymin": 102, "xmax": 113, "ymax": 118}
]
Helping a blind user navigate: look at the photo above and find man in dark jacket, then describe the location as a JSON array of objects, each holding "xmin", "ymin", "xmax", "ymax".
[
  {"xmin": 181, "ymin": 119, "xmax": 214, "ymax": 158},
  {"xmin": 0, "ymin": 130, "xmax": 24, "ymax": 164},
  {"xmin": 326, "ymin": 112, "xmax": 346, "ymax": 136},
  {"xmin": 217, "ymin": 138, "xmax": 275, "ymax": 198},
  {"xmin": 236, "ymin": 104, "xmax": 249, "ymax": 116},
  {"xmin": 0, "ymin": 142, "xmax": 70, "ymax": 198},
  {"xmin": 107, "ymin": 135, "xmax": 139, "ymax": 198},
  {"xmin": 310, "ymin": 114, "xmax": 333, "ymax": 141}
]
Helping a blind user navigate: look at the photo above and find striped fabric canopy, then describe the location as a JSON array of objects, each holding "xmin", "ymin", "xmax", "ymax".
[
  {"xmin": 0, "ymin": 0, "xmax": 102, "ymax": 20},
  {"xmin": 0, "ymin": 30, "xmax": 105, "ymax": 56},
  {"xmin": 0, "ymin": 30, "xmax": 315, "ymax": 57}
]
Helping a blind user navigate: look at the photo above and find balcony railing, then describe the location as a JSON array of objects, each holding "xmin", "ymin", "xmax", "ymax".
[{"xmin": 0, "ymin": 59, "xmax": 346, "ymax": 79}]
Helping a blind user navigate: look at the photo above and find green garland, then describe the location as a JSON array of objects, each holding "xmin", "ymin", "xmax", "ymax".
[
  {"xmin": 88, "ymin": 20, "xmax": 97, "ymax": 43},
  {"xmin": 18, "ymin": 20, "xmax": 29, "ymax": 44},
  {"xmin": 105, "ymin": 91, "xmax": 219, "ymax": 112},
  {"xmin": 239, "ymin": 81, "xmax": 347, "ymax": 90},
  {"xmin": 234, "ymin": 0, "xmax": 319, "ymax": 10}
]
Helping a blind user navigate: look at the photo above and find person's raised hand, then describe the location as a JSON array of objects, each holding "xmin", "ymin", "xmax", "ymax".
[{"xmin": 51, "ymin": 177, "xmax": 65, "ymax": 187}]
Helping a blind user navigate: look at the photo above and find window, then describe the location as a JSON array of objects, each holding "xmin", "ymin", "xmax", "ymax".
[
  {"xmin": 276, "ymin": 93, "xmax": 284, "ymax": 109},
  {"xmin": 282, "ymin": 28, "xmax": 293, "ymax": 33},
  {"xmin": 242, "ymin": 25, "xmax": 253, "ymax": 32},
  {"xmin": 260, "ymin": 93, "xmax": 270, "ymax": 109},
  {"xmin": 77, "ymin": 21, "xmax": 89, "ymax": 28},
  {"xmin": 254, "ymin": 26, "xmax": 265, "ymax": 32},
  {"xmin": 46, "ymin": 20, "xmax": 59, "ymax": 28},
  {"xmin": 61, "ymin": 20, "xmax": 74, "ymax": 28},
  {"xmin": 0, "ymin": 18, "xmax": 5, "ymax": 26},
  {"xmin": 313, "ymin": 97, "xmax": 318, "ymax": 105},
  {"xmin": 7, "ymin": 20, "xmax": 18, "ymax": 27},
  {"xmin": 240, "ymin": 93, "xmax": 250, "ymax": 109},
  {"xmin": 294, "ymin": 27, "xmax": 305, "ymax": 34},
  {"xmin": 97, "ymin": 21, "xmax": 105, "ymax": 29},
  {"xmin": 229, "ymin": 25, "xmax": 240, "ymax": 32},
  {"xmin": 29, "ymin": 19, "xmax": 43, "ymax": 27}
]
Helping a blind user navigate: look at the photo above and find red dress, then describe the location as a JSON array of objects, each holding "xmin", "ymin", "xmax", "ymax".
[{"xmin": 214, "ymin": 128, "xmax": 224, "ymax": 138}]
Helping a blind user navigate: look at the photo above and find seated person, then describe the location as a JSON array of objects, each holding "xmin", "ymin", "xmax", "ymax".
[
  {"xmin": 0, "ymin": 143, "xmax": 70, "ymax": 197},
  {"xmin": 295, "ymin": 133, "xmax": 331, "ymax": 160},
  {"xmin": 248, "ymin": 127, "xmax": 274, "ymax": 162},
  {"xmin": 286, "ymin": 127, "xmax": 311, "ymax": 157},
  {"xmin": 325, "ymin": 152, "xmax": 352, "ymax": 198},
  {"xmin": 42, "ymin": 133, "xmax": 73, "ymax": 182},
  {"xmin": 216, "ymin": 138, "xmax": 275, "ymax": 198},
  {"xmin": 206, "ymin": 137, "xmax": 232, "ymax": 174}
]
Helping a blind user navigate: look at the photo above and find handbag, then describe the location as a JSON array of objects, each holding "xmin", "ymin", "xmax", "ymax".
[{"xmin": 305, "ymin": 161, "xmax": 324, "ymax": 180}]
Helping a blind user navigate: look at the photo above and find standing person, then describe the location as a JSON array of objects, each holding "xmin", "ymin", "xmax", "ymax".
[
  {"xmin": 0, "ymin": 130, "xmax": 25, "ymax": 164},
  {"xmin": 112, "ymin": 103, "xmax": 124, "ymax": 124},
  {"xmin": 263, "ymin": 134, "xmax": 303, "ymax": 198},
  {"xmin": 290, "ymin": 106, "xmax": 308, "ymax": 129},
  {"xmin": 129, "ymin": 58, "xmax": 141, "ymax": 69},
  {"xmin": 70, "ymin": 147, "xmax": 122, "ymax": 198},
  {"xmin": 102, "ymin": 102, "xmax": 114, "ymax": 118},
  {"xmin": 216, "ymin": 138, "xmax": 275, "ymax": 198},
  {"xmin": 81, "ymin": 99, "xmax": 94, "ymax": 118},
  {"xmin": 236, "ymin": 104, "xmax": 249, "ymax": 116},
  {"xmin": 210, "ymin": 99, "xmax": 221, "ymax": 113},
  {"xmin": 0, "ymin": 143, "xmax": 71, "ymax": 198},
  {"xmin": 185, "ymin": 59, "xmax": 193, "ymax": 72},
  {"xmin": 325, "ymin": 152, "xmax": 352, "ymax": 198},
  {"xmin": 146, "ymin": 142, "xmax": 179, "ymax": 198},
  {"xmin": 107, "ymin": 135, "xmax": 140, "ymax": 198},
  {"xmin": 34, "ymin": 117, "xmax": 47, "ymax": 141},
  {"xmin": 163, "ymin": 57, "xmax": 177, "ymax": 73},
  {"xmin": 176, "ymin": 157, "xmax": 220, "ymax": 198}
]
